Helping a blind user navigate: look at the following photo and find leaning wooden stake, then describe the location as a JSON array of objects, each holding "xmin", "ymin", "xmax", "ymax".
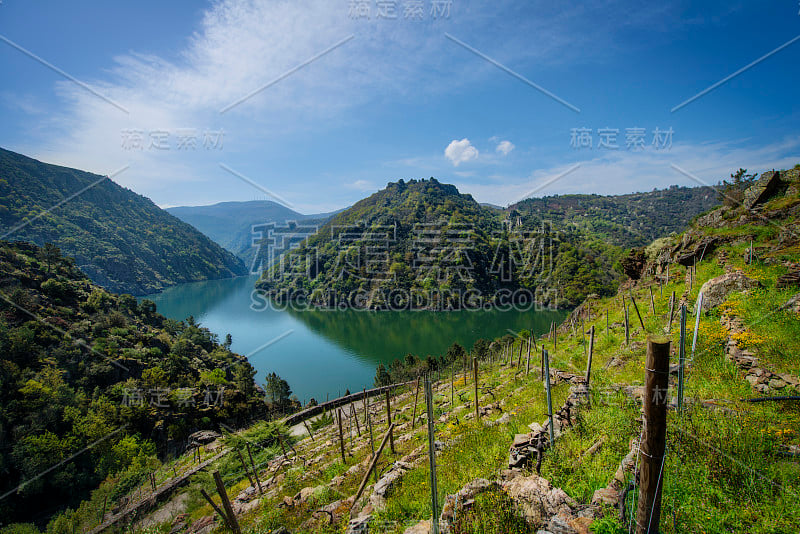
[
  {"xmin": 385, "ymin": 389, "xmax": 395, "ymax": 454},
  {"xmin": 630, "ymin": 292, "xmax": 645, "ymax": 330},
  {"xmin": 424, "ymin": 373, "xmax": 441, "ymax": 534},
  {"xmin": 245, "ymin": 442, "xmax": 263, "ymax": 494},
  {"xmin": 213, "ymin": 470, "xmax": 241, "ymax": 534},
  {"xmin": 586, "ymin": 325, "xmax": 595, "ymax": 387},
  {"xmin": 649, "ymin": 286, "xmax": 656, "ymax": 314},
  {"xmin": 351, "ymin": 423, "xmax": 395, "ymax": 518},
  {"xmin": 236, "ymin": 449, "xmax": 255, "ymax": 488},
  {"xmin": 636, "ymin": 336, "xmax": 670, "ymax": 534},
  {"xmin": 473, "ymin": 357, "xmax": 480, "ymax": 421},
  {"xmin": 200, "ymin": 489, "xmax": 232, "ymax": 531},
  {"xmin": 337, "ymin": 409, "xmax": 347, "ymax": 465},
  {"xmin": 302, "ymin": 419, "xmax": 314, "ymax": 440}
]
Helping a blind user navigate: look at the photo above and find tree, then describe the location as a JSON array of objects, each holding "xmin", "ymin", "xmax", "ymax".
[
  {"xmin": 264, "ymin": 372, "xmax": 292, "ymax": 411},
  {"xmin": 374, "ymin": 364, "xmax": 391, "ymax": 387},
  {"xmin": 718, "ymin": 168, "xmax": 757, "ymax": 208},
  {"xmin": 39, "ymin": 243, "xmax": 60, "ymax": 274}
]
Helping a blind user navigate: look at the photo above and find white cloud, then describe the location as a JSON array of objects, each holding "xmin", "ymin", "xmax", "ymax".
[
  {"xmin": 495, "ymin": 140, "xmax": 515, "ymax": 156},
  {"xmin": 453, "ymin": 137, "xmax": 800, "ymax": 207},
  {"xmin": 445, "ymin": 138, "xmax": 479, "ymax": 167},
  {"xmin": 345, "ymin": 179, "xmax": 375, "ymax": 192}
]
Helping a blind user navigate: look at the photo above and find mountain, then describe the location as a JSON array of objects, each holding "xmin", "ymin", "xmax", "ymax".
[
  {"xmin": 256, "ymin": 178, "xmax": 612, "ymax": 309},
  {"xmin": 167, "ymin": 200, "xmax": 337, "ymax": 270},
  {"xmin": 0, "ymin": 240, "xmax": 265, "ymax": 524},
  {"xmin": 509, "ymin": 185, "xmax": 718, "ymax": 247},
  {"xmin": 0, "ymin": 148, "xmax": 247, "ymax": 295}
]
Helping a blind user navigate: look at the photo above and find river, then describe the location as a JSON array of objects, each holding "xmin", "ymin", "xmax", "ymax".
[{"xmin": 146, "ymin": 275, "xmax": 566, "ymax": 403}]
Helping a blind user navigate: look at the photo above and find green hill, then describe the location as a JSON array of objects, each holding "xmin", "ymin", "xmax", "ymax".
[
  {"xmin": 0, "ymin": 240, "xmax": 266, "ymax": 525},
  {"xmin": 509, "ymin": 185, "xmax": 719, "ymax": 247},
  {"xmin": 256, "ymin": 178, "xmax": 719, "ymax": 309},
  {"xmin": 166, "ymin": 201, "xmax": 337, "ymax": 270},
  {"xmin": 0, "ymin": 148, "xmax": 247, "ymax": 295}
]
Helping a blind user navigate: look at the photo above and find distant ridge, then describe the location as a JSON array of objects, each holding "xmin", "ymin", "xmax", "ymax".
[{"xmin": 167, "ymin": 200, "xmax": 339, "ymax": 268}]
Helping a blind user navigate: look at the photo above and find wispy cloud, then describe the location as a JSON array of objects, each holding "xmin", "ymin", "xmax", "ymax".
[{"xmin": 453, "ymin": 137, "xmax": 800, "ymax": 207}]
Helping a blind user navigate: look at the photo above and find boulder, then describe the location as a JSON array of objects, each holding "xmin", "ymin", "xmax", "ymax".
[
  {"xmin": 697, "ymin": 272, "xmax": 759, "ymax": 311},
  {"xmin": 404, "ymin": 520, "xmax": 431, "ymax": 534},
  {"xmin": 501, "ymin": 474, "xmax": 576, "ymax": 526}
]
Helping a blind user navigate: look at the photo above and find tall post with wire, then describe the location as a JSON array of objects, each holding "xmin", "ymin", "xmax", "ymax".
[
  {"xmin": 424, "ymin": 373, "xmax": 440, "ymax": 534},
  {"xmin": 636, "ymin": 336, "xmax": 670, "ymax": 534}
]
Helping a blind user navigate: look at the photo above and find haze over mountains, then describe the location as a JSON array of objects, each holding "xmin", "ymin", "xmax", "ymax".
[{"xmin": 166, "ymin": 201, "xmax": 338, "ymax": 270}]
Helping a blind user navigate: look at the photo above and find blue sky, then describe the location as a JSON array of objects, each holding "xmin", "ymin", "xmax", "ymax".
[{"xmin": 1, "ymin": 0, "xmax": 799, "ymax": 213}]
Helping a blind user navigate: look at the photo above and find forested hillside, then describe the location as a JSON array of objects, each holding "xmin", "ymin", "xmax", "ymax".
[
  {"xmin": 0, "ymin": 241, "xmax": 264, "ymax": 525},
  {"xmin": 0, "ymin": 148, "xmax": 247, "ymax": 295},
  {"xmin": 510, "ymin": 185, "xmax": 718, "ymax": 247},
  {"xmin": 256, "ymin": 178, "xmax": 632, "ymax": 308}
]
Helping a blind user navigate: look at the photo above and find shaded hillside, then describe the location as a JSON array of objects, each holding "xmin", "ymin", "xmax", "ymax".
[
  {"xmin": 256, "ymin": 178, "xmax": 626, "ymax": 308},
  {"xmin": 0, "ymin": 240, "xmax": 264, "ymax": 525},
  {"xmin": 167, "ymin": 201, "xmax": 337, "ymax": 269},
  {"xmin": 0, "ymin": 148, "xmax": 247, "ymax": 295},
  {"xmin": 510, "ymin": 185, "xmax": 718, "ymax": 247}
]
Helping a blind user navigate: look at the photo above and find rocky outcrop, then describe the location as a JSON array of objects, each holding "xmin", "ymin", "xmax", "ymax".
[
  {"xmin": 369, "ymin": 461, "xmax": 413, "ymax": 509},
  {"xmin": 697, "ymin": 272, "xmax": 759, "ymax": 311},
  {"xmin": 509, "ymin": 384, "xmax": 589, "ymax": 470},
  {"xmin": 743, "ymin": 170, "xmax": 787, "ymax": 210},
  {"xmin": 676, "ymin": 236, "xmax": 719, "ymax": 267},
  {"xmin": 722, "ymin": 314, "xmax": 800, "ymax": 394},
  {"xmin": 437, "ymin": 473, "xmax": 598, "ymax": 534}
]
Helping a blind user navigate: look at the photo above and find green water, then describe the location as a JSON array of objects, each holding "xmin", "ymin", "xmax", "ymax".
[{"xmin": 146, "ymin": 276, "xmax": 566, "ymax": 403}]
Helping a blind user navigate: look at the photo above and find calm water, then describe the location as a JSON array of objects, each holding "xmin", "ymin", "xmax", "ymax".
[{"xmin": 146, "ymin": 276, "xmax": 566, "ymax": 403}]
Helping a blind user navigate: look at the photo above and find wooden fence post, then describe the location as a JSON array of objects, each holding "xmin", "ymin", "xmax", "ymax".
[
  {"xmin": 412, "ymin": 375, "xmax": 421, "ymax": 429},
  {"xmin": 351, "ymin": 402, "xmax": 361, "ymax": 437},
  {"xmin": 213, "ymin": 470, "xmax": 241, "ymax": 534},
  {"xmin": 586, "ymin": 325, "xmax": 595, "ymax": 387},
  {"xmin": 649, "ymin": 286, "xmax": 655, "ymax": 314},
  {"xmin": 625, "ymin": 305, "xmax": 630, "ymax": 345},
  {"xmin": 635, "ymin": 336, "xmax": 670, "ymax": 534},
  {"xmin": 544, "ymin": 349, "xmax": 555, "ymax": 446},
  {"xmin": 425, "ymin": 373, "xmax": 441, "ymax": 534},
  {"xmin": 473, "ymin": 357, "xmax": 479, "ymax": 421},
  {"xmin": 668, "ymin": 291, "xmax": 675, "ymax": 334},
  {"xmin": 385, "ymin": 389, "xmax": 395, "ymax": 454},
  {"xmin": 678, "ymin": 304, "xmax": 687, "ymax": 412},
  {"xmin": 337, "ymin": 409, "xmax": 347, "ymax": 465},
  {"xmin": 525, "ymin": 339, "xmax": 532, "ymax": 376}
]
